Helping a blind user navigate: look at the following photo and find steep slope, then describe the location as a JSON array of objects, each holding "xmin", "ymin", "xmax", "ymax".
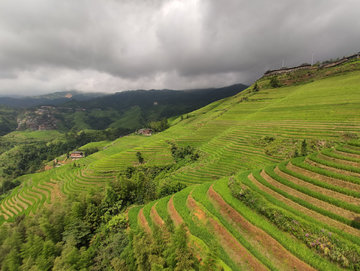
[{"xmin": 130, "ymin": 141, "xmax": 360, "ymax": 270}]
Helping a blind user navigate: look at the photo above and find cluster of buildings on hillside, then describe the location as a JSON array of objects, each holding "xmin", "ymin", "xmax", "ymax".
[{"xmin": 263, "ymin": 52, "xmax": 360, "ymax": 78}]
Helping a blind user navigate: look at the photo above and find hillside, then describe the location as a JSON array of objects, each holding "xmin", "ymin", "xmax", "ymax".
[
  {"xmin": 0, "ymin": 105, "xmax": 19, "ymax": 136},
  {"xmin": 1, "ymin": 59, "xmax": 360, "ymax": 269},
  {"xmin": 59, "ymin": 84, "xmax": 249, "ymax": 131},
  {"xmin": 7, "ymin": 84, "xmax": 248, "ymax": 133}
]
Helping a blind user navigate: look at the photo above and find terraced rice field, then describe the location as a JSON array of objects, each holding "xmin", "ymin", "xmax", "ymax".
[{"xmin": 130, "ymin": 142, "xmax": 360, "ymax": 270}]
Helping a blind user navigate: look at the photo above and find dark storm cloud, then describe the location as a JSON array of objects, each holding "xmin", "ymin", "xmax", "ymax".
[{"xmin": 0, "ymin": 0, "xmax": 359, "ymax": 95}]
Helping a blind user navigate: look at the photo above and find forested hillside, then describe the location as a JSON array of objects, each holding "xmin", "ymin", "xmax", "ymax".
[
  {"xmin": 0, "ymin": 105, "xmax": 18, "ymax": 136},
  {"xmin": 0, "ymin": 59, "xmax": 360, "ymax": 270}
]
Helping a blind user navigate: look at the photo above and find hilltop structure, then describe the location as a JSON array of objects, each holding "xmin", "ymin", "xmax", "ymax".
[{"xmin": 263, "ymin": 52, "xmax": 360, "ymax": 78}]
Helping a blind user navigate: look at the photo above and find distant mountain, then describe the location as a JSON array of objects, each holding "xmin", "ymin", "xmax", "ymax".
[
  {"xmin": 0, "ymin": 84, "xmax": 248, "ymax": 134},
  {"xmin": 0, "ymin": 90, "xmax": 109, "ymax": 108},
  {"xmin": 60, "ymin": 83, "xmax": 248, "ymax": 131},
  {"xmin": 66, "ymin": 84, "xmax": 248, "ymax": 114}
]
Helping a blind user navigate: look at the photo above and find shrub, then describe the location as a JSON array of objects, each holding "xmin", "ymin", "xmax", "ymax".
[{"xmin": 270, "ymin": 76, "xmax": 280, "ymax": 88}]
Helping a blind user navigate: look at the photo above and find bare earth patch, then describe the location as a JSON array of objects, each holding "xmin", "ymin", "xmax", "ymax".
[
  {"xmin": 138, "ymin": 208, "xmax": 151, "ymax": 233},
  {"xmin": 150, "ymin": 202, "xmax": 164, "ymax": 227},
  {"xmin": 168, "ymin": 196, "xmax": 184, "ymax": 226},
  {"xmin": 208, "ymin": 185, "xmax": 315, "ymax": 271}
]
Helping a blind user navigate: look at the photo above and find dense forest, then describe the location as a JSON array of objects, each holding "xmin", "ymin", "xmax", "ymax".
[{"xmin": 0, "ymin": 105, "xmax": 18, "ymax": 136}]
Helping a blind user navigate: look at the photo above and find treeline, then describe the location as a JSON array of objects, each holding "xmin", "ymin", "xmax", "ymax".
[{"xmin": 148, "ymin": 118, "xmax": 169, "ymax": 132}]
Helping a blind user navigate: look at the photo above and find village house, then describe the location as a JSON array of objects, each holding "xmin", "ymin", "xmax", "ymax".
[
  {"xmin": 137, "ymin": 128, "xmax": 153, "ymax": 136},
  {"xmin": 70, "ymin": 151, "xmax": 85, "ymax": 160}
]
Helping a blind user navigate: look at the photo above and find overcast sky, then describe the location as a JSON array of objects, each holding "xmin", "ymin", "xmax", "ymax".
[{"xmin": 0, "ymin": 0, "xmax": 359, "ymax": 96}]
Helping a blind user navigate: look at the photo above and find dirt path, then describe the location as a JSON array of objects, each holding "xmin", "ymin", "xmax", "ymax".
[
  {"xmin": 261, "ymin": 170, "xmax": 360, "ymax": 222},
  {"xmin": 187, "ymin": 193, "xmax": 268, "ymax": 271},
  {"xmin": 168, "ymin": 196, "xmax": 184, "ymax": 226},
  {"xmin": 318, "ymin": 153, "xmax": 360, "ymax": 168},
  {"xmin": 248, "ymin": 173, "xmax": 360, "ymax": 238},
  {"xmin": 305, "ymin": 158, "xmax": 360, "ymax": 178},
  {"xmin": 275, "ymin": 166, "xmax": 360, "ymax": 205},
  {"xmin": 208, "ymin": 185, "xmax": 315, "ymax": 271},
  {"xmin": 150, "ymin": 202, "xmax": 164, "ymax": 227},
  {"xmin": 287, "ymin": 162, "xmax": 360, "ymax": 193},
  {"xmin": 138, "ymin": 208, "xmax": 151, "ymax": 233}
]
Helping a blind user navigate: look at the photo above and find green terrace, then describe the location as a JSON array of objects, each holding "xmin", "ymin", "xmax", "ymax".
[{"xmin": 130, "ymin": 141, "xmax": 360, "ymax": 270}]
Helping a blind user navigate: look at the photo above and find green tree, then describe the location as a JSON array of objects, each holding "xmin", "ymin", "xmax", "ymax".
[
  {"xmin": 270, "ymin": 76, "xmax": 280, "ymax": 88},
  {"xmin": 253, "ymin": 81, "xmax": 259, "ymax": 92},
  {"xmin": 136, "ymin": 151, "xmax": 144, "ymax": 164},
  {"xmin": 301, "ymin": 139, "xmax": 308, "ymax": 156},
  {"xmin": 200, "ymin": 241, "xmax": 223, "ymax": 271},
  {"xmin": 133, "ymin": 229, "xmax": 152, "ymax": 271},
  {"xmin": 172, "ymin": 223, "xmax": 198, "ymax": 271}
]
